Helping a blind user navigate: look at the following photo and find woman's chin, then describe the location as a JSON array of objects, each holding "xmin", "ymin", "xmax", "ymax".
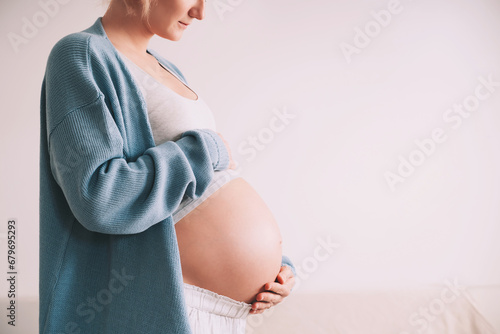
[
  {"xmin": 171, "ymin": 33, "xmax": 183, "ymax": 42},
  {"xmin": 156, "ymin": 31, "xmax": 183, "ymax": 42}
]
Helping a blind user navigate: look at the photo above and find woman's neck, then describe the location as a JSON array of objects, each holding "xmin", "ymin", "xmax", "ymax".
[{"xmin": 101, "ymin": 2, "xmax": 153, "ymax": 57}]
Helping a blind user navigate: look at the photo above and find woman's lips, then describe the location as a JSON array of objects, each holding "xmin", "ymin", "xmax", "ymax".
[{"xmin": 179, "ymin": 21, "xmax": 189, "ymax": 28}]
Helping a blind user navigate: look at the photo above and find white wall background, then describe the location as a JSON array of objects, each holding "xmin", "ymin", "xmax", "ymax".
[{"xmin": 1, "ymin": 0, "xmax": 499, "ymax": 307}]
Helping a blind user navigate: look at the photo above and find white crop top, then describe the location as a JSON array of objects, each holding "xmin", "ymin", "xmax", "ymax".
[
  {"xmin": 119, "ymin": 53, "xmax": 217, "ymax": 144},
  {"xmin": 119, "ymin": 52, "xmax": 240, "ymax": 224}
]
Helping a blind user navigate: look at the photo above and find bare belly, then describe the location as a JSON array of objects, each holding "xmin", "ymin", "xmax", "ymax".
[{"xmin": 174, "ymin": 177, "xmax": 283, "ymax": 304}]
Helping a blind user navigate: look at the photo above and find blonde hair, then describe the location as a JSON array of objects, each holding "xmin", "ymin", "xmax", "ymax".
[{"xmin": 104, "ymin": 0, "xmax": 157, "ymax": 20}]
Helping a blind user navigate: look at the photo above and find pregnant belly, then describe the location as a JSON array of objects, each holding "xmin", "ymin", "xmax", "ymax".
[{"xmin": 174, "ymin": 177, "xmax": 283, "ymax": 304}]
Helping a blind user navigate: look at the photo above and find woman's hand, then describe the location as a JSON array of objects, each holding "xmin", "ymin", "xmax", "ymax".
[
  {"xmin": 250, "ymin": 265, "xmax": 295, "ymax": 314},
  {"xmin": 216, "ymin": 132, "xmax": 237, "ymax": 170}
]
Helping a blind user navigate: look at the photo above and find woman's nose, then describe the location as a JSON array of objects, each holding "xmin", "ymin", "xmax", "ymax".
[{"xmin": 190, "ymin": 0, "xmax": 206, "ymax": 21}]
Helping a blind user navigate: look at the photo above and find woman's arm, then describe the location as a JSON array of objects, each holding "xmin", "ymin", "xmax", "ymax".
[
  {"xmin": 48, "ymin": 109, "xmax": 228, "ymax": 234},
  {"xmin": 44, "ymin": 34, "xmax": 230, "ymax": 235}
]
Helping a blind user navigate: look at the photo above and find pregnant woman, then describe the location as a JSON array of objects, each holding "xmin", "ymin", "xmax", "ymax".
[{"xmin": 39, "ymin": 0, "xmax": 295, "ymax": 333}]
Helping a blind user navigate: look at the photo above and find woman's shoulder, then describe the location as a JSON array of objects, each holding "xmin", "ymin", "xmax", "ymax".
[
  {"xmin": 47, "ymin": 18, "xmax": 118, "ymax": 71},
  {"xmin": 43, "ymin": 21, "xmax": 120, "ymax": 113},
  {"xmin": 48, "ymin": 31, "xmax": 112, "ymax": 68}
]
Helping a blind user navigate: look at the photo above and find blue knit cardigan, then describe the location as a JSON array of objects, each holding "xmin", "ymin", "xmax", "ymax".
[{"xmin": 39, "ymin": 17, "xmax": 295, "ymax": 334}]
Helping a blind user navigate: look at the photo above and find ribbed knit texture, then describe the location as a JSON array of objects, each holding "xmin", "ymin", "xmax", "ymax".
[{"xmin": 39, "ymin": 17, "xmax": 295, "ymax": 334}]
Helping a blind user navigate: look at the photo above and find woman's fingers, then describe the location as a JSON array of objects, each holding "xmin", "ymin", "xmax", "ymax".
[
  {"xmin": 263, "ymin": 282, "xmax": 289, "ymax": 298},
  {"xmin": 250, "ymin": 300, "xmax": 273, "ymax": 314},
  {"xmin": 256, "ymin": 291, "xmax": 282, "ymax": 303},
  {"xmin": 249, "ymin": 266, "xmax": 296, "ymax": 314},
  {"xmin": 268, "ymin": 266, "xmax": 295, "ymax": 293},
  {"xmin": 275, "ymin": 265, "xmax": 294, "ymax": 285},
  {"xmin": 250, "ymin": 291, "xmax": 284, "ymax": 314}
]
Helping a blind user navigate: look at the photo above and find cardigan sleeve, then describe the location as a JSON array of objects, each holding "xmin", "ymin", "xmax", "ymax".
[{"xmin": 44, "ymin": 34, "xmax": 230, "ymax": 235}]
